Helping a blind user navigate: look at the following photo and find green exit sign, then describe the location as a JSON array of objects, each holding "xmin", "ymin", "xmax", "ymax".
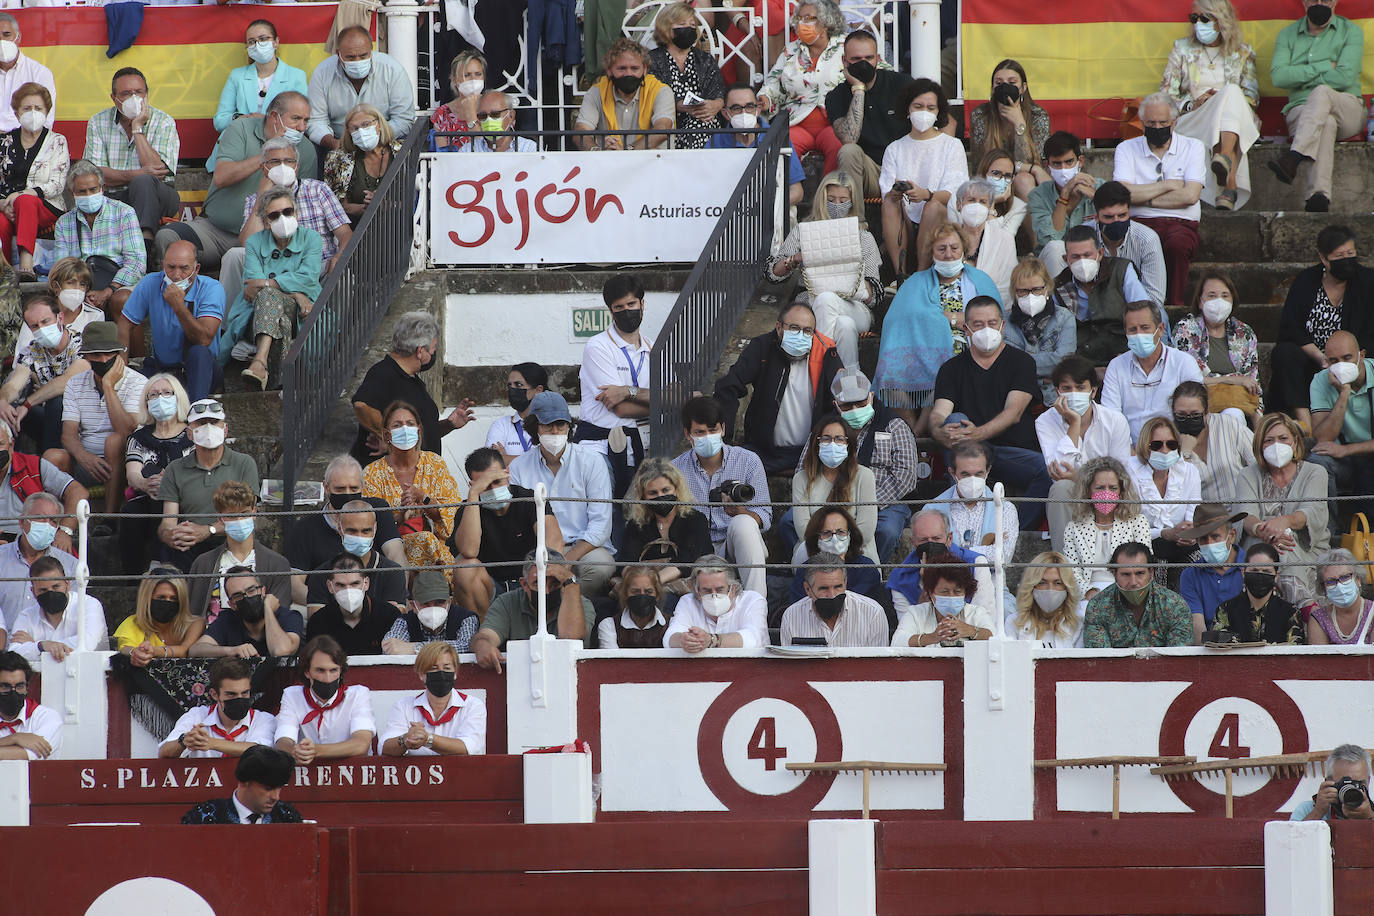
[{"xmin": 571, "ymin": 307, "xmax": 610, "ymax": 340}]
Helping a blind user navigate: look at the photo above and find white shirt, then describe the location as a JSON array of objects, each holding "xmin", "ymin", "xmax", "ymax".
[
  {"xmin": 946, "ymin": 490, "xmax": 1019, "ymax": 565},
  {"xmin": 878, "ymin": 132, "xmax": 970, "ymax": 223},
  {"xmin": 61, "ymin": 366, "xmax": 149, "ymax": 453},
  {"xmin": 231, "ymin": 790, "xmax": 258, "ymax": 824},
  {"xmin": 664, "ymin": 590, "xmax": 769, "ymax": 649},
  {"xmin": 10, "ymin": 594, "xmax": 107, "ymax": 663},
  {"xmin": 890, "ymin": 600, "xmax": 995, "ymax": 646},
  {"xmin": 163, "ymin": 704, "xmax": 276, "ymax": 758},
  {"xmin": 1112, "ymin": 133, "xmax": 1207, "ymax": 222},
  {"xmin": 577, "ymin": 324, "xmax": 652, "ymax": 445},
  {"xmin": 0, "ymin": 53, "xmax": 56, "ymax": 132},
  {"xmin": 890, "ymin": 558, "xmax": 999, "ymax": 621},
  {"xmin": 379, "ymin": 689, "xmax": 486, "ymax": 755},
  {"xmin": 484, "ymin": 414, "xmax": 533, "ymax": 458},
  {"xmin": 0, "ymin": 698, "xmax": 62, "ymax": 759},
  {"xmin": 274, "ymin": 684, "xmax": 376, "ymax": 746},
  {"xmin": 1004, "ymin": 610, "xmax": 1085, "ymax": 648},
  {"xmin": 597, "ymin": 608, "xmax": 667, "ymax": 650},
  {"xmin": 779, "ymin": 593, "xmax": 889, "ymax": 647},
  {"xmin": 1128, "ymin": 456, "xmax": 1202, "ymax": 537},
  {"xmin": 775, "ymin": 358, "xmax": 813, "ymax": 448},
  {"xmin": 1100, "ymin": 346, "xmax": 1205, "ymax": 441},
  {"xmin": 1035, "ymin": 403, "xmax": 1134, "ymax": 471}
]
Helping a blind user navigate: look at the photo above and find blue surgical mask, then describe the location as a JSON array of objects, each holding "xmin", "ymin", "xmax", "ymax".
[
  {"xmin": 932, "ymin": 594, "xmax": 965, "ymax": 616},
  {"xmin": 1198, "ymin": 540, "xmax": 1230, "ymax": 565},
  {"xmin": 1328, "ymin": 578, "xmax": 1360, "ymax": 608},
  {"xmin": 818, "ymin": 442, "xmax": 847, "ymax": 468},
  {"xmin": 33, "ymin": 323, "xmax": 63, "ymax": 350},
  {"xmin": 341, "ymin": 533, "xmax": 373, "ymax": 557},
  {"xmin": 25, "ymin": 520, "xmax": 56, "ymax": 551},
  {"xmin": 985, "ymin": 175, "xmax": 1010, "ymax": 197},
  {"xmin": 390, "ymin": 425, "xmax": 420, "ymax": 450},
  {"xmin": 933, "ymin": 257, "xmax": 965, "ymax": 278},
  {"xmin": 75, "ymin": 193, "xmax": 104, "ymax": 214},
  {"xmin": 1193, "ymin": 20, "xmax": 1219, "ymax": 45},
  {"xmin": 692, "ymin": 433, "xmax": 723, "ymax": 458},
  {"xmin": 281, "ymin": 127, "xmax": 304, "ymax": 146},
  {"xmin": 1148, "ymin": 449, "xmax": 1179, "ymax": 471},
  {"xmin": 1064, "ymin": 392, "xmax": 1092, "ymax": 414},
  {"xmin": 224, "ymin": 518, "xmax": 255, "ymax": 542},
  {"xmin": 248, "ymin": 39, "xmax": 276, "ymax": 64},
  {"xmin": 342, "ymin": 56, "xmax": 372, "ymax": 79},
  {"xmin": 781, "ymin": 329, "xmax": 812, "ymax": 358},
  {"xmin": 1127, "ymin": 332, "xmax": 1158, "ymax": 359},
  {"xmin": 478, "ymin": 486, "xmax": 512, "ymax": 512},
  {"xmin": 148, "ymin": 394, "xmax": 178, "ymax": 421}
]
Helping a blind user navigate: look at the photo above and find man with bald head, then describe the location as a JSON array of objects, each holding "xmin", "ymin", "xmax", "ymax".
[
  {"xmin": 117, "ymin": 240, "xmax": 225, "ymax": 400},
  {"xmin": 465, "ymin": 91, "xmax": 537, "ymax": 153},
  {"xmin": 1310, "ymin": 330, "xmax": 1374, "ymax": 524}
]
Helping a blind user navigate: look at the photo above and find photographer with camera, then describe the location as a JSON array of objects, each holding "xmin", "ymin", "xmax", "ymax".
[{"xmin": 1292, "ymin": 744, "xmax": 1374, "ymax": 821}]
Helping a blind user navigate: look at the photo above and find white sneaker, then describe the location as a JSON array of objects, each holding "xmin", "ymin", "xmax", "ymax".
[{"xmin": 607, "ymin": 426, "xmax": 627, "ymax": 454}]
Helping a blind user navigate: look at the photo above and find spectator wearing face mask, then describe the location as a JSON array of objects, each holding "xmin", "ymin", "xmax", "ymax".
[
  {"xmin": 757, "ymin": 1, "xmax": 847, "ymax": 172},
  {"xmin": 470, "ymin": 551, "xmax": 596, "ymax": 671},
  {"xmin": 1007, "ymin": 552, "xmax": 1083, "ymax": 648},
  {"xmin": 1172, "ymin": 380, "xmax": 1253, "ymax": 508},
  {"xmin": 786, "ymin": 505, "xmax": 886, "ymax": 609},
  {"xmin": 430, "ymin": 51, "xmax": 486, "ymax": 151},
  {"xmin": 766, "ymin": 170, "xmax": 880, "ymax": 368},
  {"xmin": 486, "ymin": 362, "xmax": 547, "ymax": 465},
  {"xmin": 709, "ymin": 83, "xmax": 804, "ymax": 206},
  {"xmin": 187, "ymin": 481, "xmax": 291, "ymax": 623},
  {"xmin": 120, "ymin": 374, "xmax": 193, "ymax": 574},
  {"xmin": 28, "ymin": 258, "xmax": 102, "ymax": 364},
  {"xmin": 190, "ymin": 566, "xmax": 302, "ymax": 660},
  {"xmin": 1083, "ymin": 541, "xmax": 1193, "ymax": 648},
  {"xmin": 618, "ymin": 458, "xmax": 710, "ymax": 589},
  {"xmin": 1054, "ymin": 226, "xmax": 1155, "ymax": 367},
  {"xmin": 1060, "ymin": 457, "xmax": 1153, "ymax": 602},
  {"xmin": 117, "ymin": 241, "xmax": 225, "ymax": 402},
  {"xmin": 159, "ymin": 656, "xmax": 274, "ymax": 759},
  {"xmin": 664, "ymin": 555, "xmax": 768, "ymax": 652},
  {"xmin": 114, "ymin": 570, "xmax": 203, "ymax": 665},
  {"xmin": 380, "ymin": 641, "xmax": 485, "ymax": 755},
  {"xmin": 791, "ymin": 413, "xmax": 877, "ymax": 564},
  {"xmin": 1126, "ymin": 416, "xmax": 1202, "ymax": 581},
  {"xmin": 7, "ymin": 555, "xmax": 105, "ymax": 662},
  {"xmin": 1102, "ymin": 301, "xmax": 1202, "ymax": 437},
  {"xmin": 888, "ymin": 509, "xmax": 1003, "ymax": 623},
  {"xmin": 214, "ymin": 20, "xmax": 309, "ymax": 131},
  {"xmin": 781, "ymin": 551, "xmax": 888, "ymax": 647},
  {"xmin": 946, "ymin": 178, "xmax": 1016, "ymax": 305},
  {"xmin": 646, "ymin": 4, "xmax": 724, "ymax": 150},
  {"xmin": 1042, "ymin": 182, "xmax": 1168, "ymax": 310},
  {"xmin": 0, "ymin": 294, "xmax": 90, "ymax": 454},
  {"xmin": 1176, "ymin": 502, "xmax": 1247, "ymax": 642},
  {"xmin": 891, "ymin": 551, "xmax": 992, "ymax": 647},
  {"xmin": 969, "ymin": 59, "xmax": 1052, "ymax": 198},
  {"xmin": 1210, "ymin": 542, "xmax": 1302, "ymax": 643},
  {"xmin": 53, "ymin": 161, "xmax": 143, "ymax": 318},
  {"xmin": 0, "ymin": 650, "xmax": 60, "ymax": 760},
  {"xmin": 0, "ymin": 15, "xmax": 54, "ymax": 134},
  {"xmin": 1027, "ymin": 131, "xmax": 1101, "ymax": 254},
  {"xmin": 324, "ymin": 103, "xmax": 401, "ymax": 226},
  {"xmin": 575, "ymin": 38, "xmax": 675, "ymax": 151},
  {"xmin": 0, "ymin": 493, "xmax": 77, "ymax": 635},
  {"xmin": 301, "ymin": 499, "xmax": 405, "ymax": 615},
  {"xmin": 0, "ymin": 81, "xmax": 65, "ymax": 283},
  {"xmin": 927, "ymin": 440, "xmax": 1018, "ymax": 565},
  {"xmin": 452, "ymin": 91, "xmax": 537, "ymax": 154},
  {"xmin": 973, "ymin": 149, "xmax": 1029, "ymax": 237},
  {"xmin": 599, "ymin": 566, "xmax": 670, "ymax": 650},
  {"xmin": 275, "ymin": 635, "xmax": 375, "ymax": 764},
  {"xmin": 307, "ymin": 25, "xmax": 415, "ymax": 151},
  {"xmin": 826, "ymin": 28, "xmax": 914, "ymax": 199},
  {"xmin": 1171, "ymin": 269, "xmax": 1262, "ymax": 423},
  {"xmin": 1307, "ymin": 330, "xmax": 1374, "ymax": 522},
  {"xmin": 304, "ymin": 553, "xmax": 399, "ymax": 656},
  {"xmin": 85, "ymin": 67, "xmax": 181, "ymax": 243},
  {"xmin": 382, "ymin": 569, "xmax": 479, "ymax": 656},
  {"xmin": 1003, "ymin": 258, "xmax": 1077, "ymax": 407}
]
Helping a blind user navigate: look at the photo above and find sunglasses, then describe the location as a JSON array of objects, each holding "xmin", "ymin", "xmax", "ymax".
[
  {"xmin": 476, "ymin": 108, "xmax": 509, "ymax": 119},
  {"xmin": 1149, "ymin": 439, "xmax": 1179, "ymax": 452},
  {"xmin": 189, "ymin": 401, "xmax": 223, "ymax": 417},
  {"xmin": 266, "ymin": 207, "xmax": 296, "ymax": 222},
  {"xmin": 1188, "ymin": 13, "xmax": 1213, "ymax": 23}
]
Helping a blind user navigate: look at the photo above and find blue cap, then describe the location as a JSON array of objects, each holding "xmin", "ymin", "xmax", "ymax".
[{"xmin": 529, "ymin": 391, "xmax": 572, "ymax": 424}]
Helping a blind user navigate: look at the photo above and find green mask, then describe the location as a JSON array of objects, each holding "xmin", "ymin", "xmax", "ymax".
[
  {"xmin": 841, "ymin": 404, "xmax": 875, "ymax": 430},
  {"xmin": 1120, "ymin": 584, "xmax": 1152, "ymax": 605},
  {"xmin": 480, "ymin": 117, "xmax": 505, "ymax": 133}
]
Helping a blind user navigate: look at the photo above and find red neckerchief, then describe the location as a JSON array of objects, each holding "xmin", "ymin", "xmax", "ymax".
[
  {"xmin": 416, "ymin": 691, "xmax": 466, "ymax": 727},
  {"xmin": 208, "ymin": 706, "xmax": 252, "ymax": 741},
  {"xmin": 301, "ymin": 685, "xmax": 347, "ymax": 728},
  {"xmin": 0, "ymin": 698, "xmax": 37, "ymax": 734}
]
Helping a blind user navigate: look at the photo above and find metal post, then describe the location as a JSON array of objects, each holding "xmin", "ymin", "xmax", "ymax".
[
  {"xmin": 991, "ymin": 483, "xmax": 1006, "ymax": 639},
  {"xmin": 74, "ymin": 499, "xmax": 89, "ymax": 654},
  {"xmin": 908, "ymin": 0, "xmax": 943, "ymax": 82},
  {"xmin": 383, "ymin": 1, "xmax": 423, "ymax": 110}
]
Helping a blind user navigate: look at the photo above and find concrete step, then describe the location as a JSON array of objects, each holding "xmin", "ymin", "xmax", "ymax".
[
  {"xmin": 1081, "ymin": 141, "xmax": 1374, "ymax": 214},
  {"xmin": 1188, "ymin": 260, "xmax": 1303, "ymax": 305},
  {"xmin": 1195, "ymin": 211, "xmax": 1374, "ymax": 263}
]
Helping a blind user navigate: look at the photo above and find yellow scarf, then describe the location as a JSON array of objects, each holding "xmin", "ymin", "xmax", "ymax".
[{"xmin": 597, "ymin": 72, "xmax": 667, "ymax": 134}]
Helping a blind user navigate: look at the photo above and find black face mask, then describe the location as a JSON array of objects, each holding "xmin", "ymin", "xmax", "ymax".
[
  {"xmin": 328, "ymin": 491, "xmax": 360, "ymax": 511},
  {"xmin": 89, "ymin": 357, "xmax": 117, "ymax": 378},
  {"xmin": 1174, "ymin": 414, "xmax": 1205, "ymax": 437},
  {"xmin": 649, "ymin": 494, "xmax": 676, "ymax": 518},
  {"xmin": 220, "ymin": 696, "xmax": 253, "ymax": 722},
  {"xmin": 847, "ymin": 59, "xmax": 876, "ymax": 84},
  {"xmin": 528, "ymin": 585, "xmax": 562, "ymax": 610},
  {"xmin": 36, "ymin": 589, "xmax": 66, "ymax": 616},
  {"xmin": 1143, "ymin": 125, "xmax": 1173, "ymax": 148},
  {"xmin": 508, "ymin": 387, "xmax": 531, "ymax": 412},
  {"xmin": 914, "ymin": 541, "xmax": 944, "ymax": 564},
  {"xmin": 417, "ymin": 351, "xmax": 436, "ymax": 372},
  {"xmin": 237, "ymin": 594, "xmax": 266, "ymax": 624},
  {"xmin": 1244, "ymin": 571, "xmax": 1276, "ymax": 598},
  {"xmin": 1329, "ymin": 256, "xmax": 1360, "ymax": 283},
  {"xmin": 1100, "ymin": 219, "xmax": 1130, "ymax": 243},
  {"xmin": 813, "ymin": 593, "xmax": 846, "ymax": 620},
  {"xmin": 991, "ymin": 83, "xmax": 1020, "ymax": 107},
  {"xmin": 612, "ymin": 308, "xmax": 643, "ymax": 334},
  {"xmin": 0, "ymin": 691, "xmax": 23, "ymax": 720},
  {"xmin": 1307, "ymin": 4, "xmax": 1333, "ymax": 26},
  {"xmin": 671, "ymin": 26, "xmax": 698, "ymax": 49},
  {"xmin": 150, "ymin": 597, "xmax": 179, "ymax": 624},
  {"xmin": 626, "ymin": 593, "xmax": 658, "ymax": 618},
  {"xmin": 425, "ymin": 669, "xmax": 456, "ymax": 696},
  {"xmin": 612, "ymin": 74, "xmax": 644, "ymax": 95},
  {"xmin": 311, "ymin": 676, "xmax": 342, "ymax": 701}
]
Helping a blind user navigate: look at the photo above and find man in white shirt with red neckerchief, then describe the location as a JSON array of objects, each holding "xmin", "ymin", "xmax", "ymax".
[
  {"xmin": 159, "ymin": 656, "xmax": 275, "ymax": 759},
  {"xmin": 0, "ymin": 650, "xmax": 61, "ymax": 760},
  {"xmin": 380, "ymin": 641, "xmax": 486, "ymax": 756},
  {"xmin": 273, "ymin": 634, "xmax": 375, "ymax": 764}
]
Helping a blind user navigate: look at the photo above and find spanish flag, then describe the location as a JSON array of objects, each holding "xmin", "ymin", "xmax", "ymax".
[
  {"xmin": 13, "ymin": 4, "xmax": 340, "ymax": 160},
  {"xmin": 961, "ymin": 0, "xmax": 1374, "ymax": 140}
]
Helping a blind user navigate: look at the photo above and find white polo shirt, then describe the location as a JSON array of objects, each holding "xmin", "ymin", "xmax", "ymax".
[
  {"xmin": 274, "ymin": 684, "xmax": 376, "ymax": 746},
  {"xmin": 1100, "ymin": 346, "xmax": 1206, "ymax": 441},
  {"xmin": 380, "ymin": 689, "xmax": 487, "ymax": 756},
  {"xmin": 577, "ymin": 325, "xmax": 652, "ymax": 451},
  {"xmin": 9, "ymin": 594, "xmax": 107, "ymax": 664},
  {"xmin": 1112, "ymin": 133, "xmax": 1207, "ymax": 222},
  {"xmin": 0, "ymin": 698, "xmax": 63, "ymax": 760},
  {"xmin": 484, "ymin": 414, "xmax": 533, "ymax": 457},
  {"xmin": 663, "ymin": 590, "xmax": 769, "ymax": 649},
  {"xmin": 163, "ymin": 704, "xmax": 277, "ymax": 758}
]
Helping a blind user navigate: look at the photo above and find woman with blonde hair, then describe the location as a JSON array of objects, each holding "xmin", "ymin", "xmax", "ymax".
[
  {"xmin": 619, "ymin": 457, "xmax": 710, "ymax": 588},
  {"xmin": 380, "ymin": 641, "xmax": 486, "ymax": 756},
  {"xmin": 121, "ymin": 373, "xmax": 193, "ymax": 573},
  {"xmin": 1160, "ymin": 0, "xmax": 1259, "ymax": 209},
  {"xmin": 431, "ymin": 50, "xmax": 487, "ymax": 150},
  {"xmin": 968, "ymin": 60, "xmax": 1051, "ymax": 197},
  {"xmin": 324, "ymin": 103, "xmax": 401, "ymax": 224},
  {"xmin": 647, "ymin": 2, "xmax": 724, "ymax": 150},
  {"xmin": 766, "ymin": 169, "xmax": 881, "ymax": 366},
  {"xmin": 1009, "ymin": 552, "xmax": 1084, "ymax": 647},
  {"xmin": 599, "ymin": 565, "xmax": 669, "ymax": 650},
  {"xmin": 1127, "ymin": 415, "xmax": 1202, "ymax": 574},
  {"xmin": 1061, "ymin": 456, "xmax": 1153, "ymax": 599},
  {"xmin": 113, "ymin": 570, "xmax": 203, "ymax": 664},
  {"xmin": 1002, "ymin": 257, "xmax": 1076, "ymax": 405}
]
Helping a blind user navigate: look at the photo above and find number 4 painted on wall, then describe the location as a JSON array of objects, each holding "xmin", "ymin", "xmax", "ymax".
[
  {"xmin": 747, "ymin": 717, "xmax": 788, "ymax": 771},
  {"xmin": 1209, "ymin": 713, "xmax": 1252, "ymax": 759}
]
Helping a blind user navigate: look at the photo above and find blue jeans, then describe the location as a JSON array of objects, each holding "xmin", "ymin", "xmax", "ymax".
[
  {"xmin": 777, "ymin": 507, "xmax": 798, "ymax": 556},
  {"xmin": 875, "ymin": 502, "xmax": 913, "ymax": 564},
  {"xmin": 144, "ymin": 346, "xmax": 223, "ymax": 402},
  {"xmin": 943, "ymin": 413, "xmax": 1050, "ymax": 529}
]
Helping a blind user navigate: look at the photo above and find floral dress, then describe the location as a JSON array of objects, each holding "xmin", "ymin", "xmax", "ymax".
[
  {"xmin": 938, "ymin": 277, "xmax": 967, "ymax": 354},
  {"xmin": 759, "ymin": 36, "xmax": 846, "ymax": 124},
  {"xmin": 363, "ymin": 451, "xmax": 459, "ymax": 575},
  {"xmin": 648, "ymin": 46, "xmax": 724, "ymax": 150}
]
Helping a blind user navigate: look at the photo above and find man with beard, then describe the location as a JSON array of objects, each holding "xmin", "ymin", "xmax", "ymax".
[{"xmin": 190, "ymin": 565, "xmax": 302, "ymax": 658}]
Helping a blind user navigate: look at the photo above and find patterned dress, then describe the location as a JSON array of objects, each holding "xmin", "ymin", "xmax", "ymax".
[
  {"xmin": 363, "ymin": 451, "xmax": 459, "ymax": 575},
  {"xmin": 648, "ymin": 46, "xmax": 725, "ymax": 150}
]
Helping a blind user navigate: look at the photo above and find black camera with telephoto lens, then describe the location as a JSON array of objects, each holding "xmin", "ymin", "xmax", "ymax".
[
  {"xmin": 1334, "ymin": 776, "xmax": 1368, "ymax": 813},
  {"xmin": 708, "ymin": 480, "xmax": 755, "ymax": 504}
]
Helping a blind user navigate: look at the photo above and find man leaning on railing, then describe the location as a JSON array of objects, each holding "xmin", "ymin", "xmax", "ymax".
[{"xmin": 575, "ymin": 38, "xmax": 675, "ymax": 151}]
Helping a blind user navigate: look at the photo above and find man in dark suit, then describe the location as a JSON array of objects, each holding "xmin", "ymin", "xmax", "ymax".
[{"xmin": 181, "ymin": 744, "xmax": 304, "ymax": 824}]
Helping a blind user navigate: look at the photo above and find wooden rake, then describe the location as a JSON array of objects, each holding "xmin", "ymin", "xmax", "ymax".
[
  {"xmin": 1034, "ymin": 756, "xmax": 1198, "ymax": 820},
  {"xmin": 785, "ymin": 760, "xmax": 947, "ymax": 819},
  {"xmin": 1150, "ymin": 752, "xmax": 1328, "ymax": 818}
]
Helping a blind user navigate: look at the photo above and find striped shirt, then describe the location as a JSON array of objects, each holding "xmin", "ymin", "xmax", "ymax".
[
  {"xmin": 61, "ymin": 366, "xmax": 148, "ymax": 452},
  {"xmin": 244, "ymin": 179, "xmax": 349, "ymax": 266},
  {"xmin": 1182, "ymin": 411, "xmax": 1254, "ymax": 509},
  {"xmin": 671, "ymin": 444, "xmax": 774, "ymax": 543},
  {"xmin": 84, "ymin": 105, "xmax": 180, "ymax": 176},
  {"xmin": 779, "ymin": 592, "xmax": 889, "ymax": 647},
  {"xmin": 53, "ymin": 200, "xmax": 146, "ymax": 290}
]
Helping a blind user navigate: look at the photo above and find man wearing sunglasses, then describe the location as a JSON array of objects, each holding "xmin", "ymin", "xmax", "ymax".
[{"xmin": 461, "ymin": 91, "xmax": 536, "ymax": 153}]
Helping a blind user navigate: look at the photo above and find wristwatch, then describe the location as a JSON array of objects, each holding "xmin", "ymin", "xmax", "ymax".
[
  {"xmin": 425, "ymin": 732, "xmax": 435, "ymax": 749},
  {"xmin": 628, "ymin": 386, "xmax": 640, "ymax": 399},
  {"xmin": 58, "ymin": 525, "xmax": 74, "ymax": 537},
  {"xmin": 208, "ymin": 524, "xmax": 218, "ymax": 536}
]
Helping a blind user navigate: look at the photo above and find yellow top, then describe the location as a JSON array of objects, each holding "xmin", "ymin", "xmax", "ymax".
[{"xmin": 112, "ymin": 616, "xmax": 166, "ymax": 651}]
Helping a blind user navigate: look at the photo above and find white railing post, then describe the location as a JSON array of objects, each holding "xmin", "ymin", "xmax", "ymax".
[
  {"xmin": 908, "ymin": 0, "xmax": 942, "ymax": 82},
  {"xmin": 1265, "ymin": 821, "xmax": 1334, "ymax": 916},
  {"xmin": 991, "ymin": 483, "xmax": 1006, "ymax": 639},
  {"xmin": 534, "ymin": 483, "xmax": 549, "ymax": 639},
  {"xmin": 75, "ymin": 499, "xmax": 89, "ymax": 654},
  {"xmin": 530, "ymin": 482, "xmax": 551, "ymax": 710},
  {"xmin": 384, "ymin": 0, "xmax": 423, "ymax": 111}
]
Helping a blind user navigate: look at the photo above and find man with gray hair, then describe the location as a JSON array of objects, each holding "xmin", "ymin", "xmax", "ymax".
[
  {"xmin": 470, "ymin": 549, "xmax": 596, "ymax": 671},
  {"xmin": 1111, "ymin": 91, "xmax": 1205, "ymax": 307},
  {"xmin": 1291, "ymin": 743, "xmax": 1374, "ymax": 821},
  {"xmin": 85, "ymin": 66, "xmax": 181, "ymax": 242},
  {"xmin": 464, "ymin": 91, "xmax": 538, "ymax": 153},
  {"xmin": 53, "ymin": 160, "xmax": 145, "ymax": 314},
  {"xmin": 286, "ymin": 454, "xmax": 404, "ymax": 607},
  {"xmin": 780, "ymin": 552, "xmax": 888, "ymax": 647},
  {"xmin": 349, "ymin": 311, "xmax": 475, "ymax": 465},
  {"xmin": 0, "ymin": 492, "xmax": 77, "ymax": 632},
  {"xmin": 0, "ymin": 14, "xmax": 55, "ymax": 133},
  {"xmin": 664, "ymin": 555, "xmax": 769, "ymax": 652}
]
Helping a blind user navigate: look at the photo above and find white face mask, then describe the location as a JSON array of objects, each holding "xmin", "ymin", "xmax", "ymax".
[
  {"xmin": 417, "ymin": 605, "xmax": 448, "ymax": 631},
  {"xmin": 1050, "ymin": 164, "xmax": 1079, "ymax": 187},
  {"xmin": 730, "ymin": 112, "xmax": 758, "ymax": 130},
  {"xmin": 1200, "ymin": 297, "xmax": 1232, "ymax": 325},
  {"xmin": 1330, "ymin": 360, "xmax": 1360, "ymax": 386},
  {"xmin": 818, "ymin": 534, "xmax": 850, "ymax": 555},
  {"xmin": 1033, "ymin": 588, "xmax": 1067, "ymax": 612},
  {"xmin": 58, "ymin": 288, "xmax": 85, "ymax": 311},
  {"xmin": 909, "ymin": 109, "xmax": 937, "ymax": 132},
  {"xmin": 269, "ymin": 214, "xmax": 298, "ymax": 240},
  {"xmin": 1262, "ymin": 442, "xmax": 1294, "ymax": 469},
  {"xmin": 191, "ymin": 423, "xmax": 226, "ymax": 449},
  {"xmin": 699, "ymin": 593, "xmax": 731, "ymax": 618},
  {"xmin": 0, "ymin": 40, "xmax": 17, "ymax": 64},
  {"xmin": 1017, "ymin": 293, "xmax": 1047, "ymax": 316},
  {"xmin": 456, "ymin": 79, "xmax": 484, "ymax": 97},
  {"xmin": 120, "ymin": 95, "xmax": 143, "ymax": 121},
  {"xmin": 969, "ymin": 327, "xmax": 1002, "ymax": 352},
  {"xmin": 540, "ymin": 434, "xmax": 567, "ymax": 456},
  {"xmin": 335, "ymin": 587, "xmax": 365, "ymax": 614},
  {"xmin": 18, "ymin": 110, "xmax": 43, "ymax": 133},
  {"xmin": 266, "ymin": 164, "xmax": 296, "ymax": 187},
  {"xmin": 1070, "ymin": 257, "xmax": 1100, "ymax": 283},
  {"xmin": 959, "ymin": 202, "xmax": 989, "ymax": 228},
  {"xmin": 955, "ymin": 475, "xmax": 986, "ymax": 500}
]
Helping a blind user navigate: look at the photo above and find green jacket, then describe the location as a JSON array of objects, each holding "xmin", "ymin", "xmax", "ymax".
[{"xmin": 1271, "ymin": 15, "xmax": 1363, "ymax": 113}]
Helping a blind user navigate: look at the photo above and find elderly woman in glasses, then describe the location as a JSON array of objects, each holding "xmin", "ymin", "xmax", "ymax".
[
  {"xmin": 225, "ymin": 187, "xmax": 323, "ymax": 390},
  {"xmin": 1307, "ymin": 548, "xmax": 1374, "ymax": 645},
  {"xmin": 324, "ymin": 103, "xmax": 401, "ymax": 225}
]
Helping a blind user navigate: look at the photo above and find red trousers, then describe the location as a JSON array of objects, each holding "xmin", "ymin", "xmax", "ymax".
[
  {"xmin": 1134, "ymin": 215, "xmax": 1199, "ymax": 307},
  {"xmin": 789, "ymin": 107, "xmax": 841, "ymax": 175},
  {"xmin": 0, "ymin": 193, "xmax": 58, "ymax": 257}
]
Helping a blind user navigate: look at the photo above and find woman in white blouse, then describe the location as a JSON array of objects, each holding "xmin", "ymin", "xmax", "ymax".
[
  {"xmin": 1007, "ymin": 552, "xmax": 1084, "ymax": 648},
  {"xmin": 1171, "ymin": 380, "xmax": 1251, "ymax": 508},
  {"xmin": 0, "ymin": 82, "xmax": 67, "ymax": 281},
  {"xmin": 891, "ymin": 551, "xmax": 993, "ymax": 647},
  {"xmin": 945, "ymin": 178, "xmax": 1016, "ymax": 305},
  {"xmin": 1061, "ymin": 456, "xmax": 1153, "ymax": 601},
  {"xmin": 1127, "ymin": 415, "xmax": 1202, "ymax": 580},
  {"xmin": 974, "ymin": 148, "xmax": 1028, "ymax": 235}
]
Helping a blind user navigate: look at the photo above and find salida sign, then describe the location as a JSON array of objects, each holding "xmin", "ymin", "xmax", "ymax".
[{"xmin": 430, "ymin": 149, "xmax": 753, "ymax": 265}]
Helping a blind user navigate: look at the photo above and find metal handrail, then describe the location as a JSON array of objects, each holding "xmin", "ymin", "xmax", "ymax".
[
  {"xmin": 278, "ymin": 116, "xmax": 433, "ymax": 510},
  {"xmin": 647, "ymin": 115, "xmax": 790, "ymax": 458}
]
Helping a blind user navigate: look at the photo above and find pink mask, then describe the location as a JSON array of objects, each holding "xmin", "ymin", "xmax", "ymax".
[{"xmin": 1091, "ymin": 488, "xmax": 1120, "ymax": 516}]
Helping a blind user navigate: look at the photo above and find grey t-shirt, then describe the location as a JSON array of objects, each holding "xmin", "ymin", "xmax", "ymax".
[{"xmin": 0, "ymin": 460, "xmax": 75, "ymax": 535}]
